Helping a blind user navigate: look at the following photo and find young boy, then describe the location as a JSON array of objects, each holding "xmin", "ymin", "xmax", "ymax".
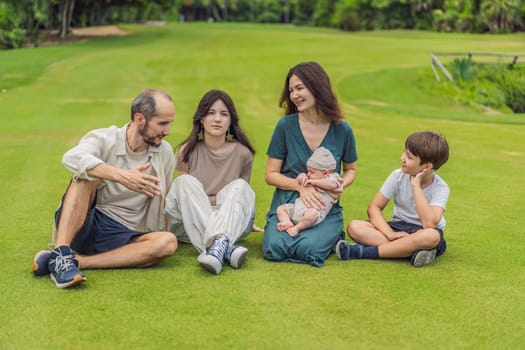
[
  {"xmin": 337, "ymin": 131, "xmax": 449, "ymax": 267},
  {"xmin": 276, "ymin": 147, "xmax": 341, "ymax": 237}
]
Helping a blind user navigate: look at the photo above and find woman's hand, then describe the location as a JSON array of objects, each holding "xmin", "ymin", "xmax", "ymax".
[
  {"xmin": 324, "ymin": 177, "xmax": 344, "ymax": 203},
  {"xmin": 299, "ymin": 185, "xmax": 324, "ymax": 209}
]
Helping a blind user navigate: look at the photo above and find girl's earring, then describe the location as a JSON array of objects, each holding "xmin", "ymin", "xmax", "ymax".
[
  {"xmin": 226, "ymin": 130, "xmax": 233, "ymax": 142},
  {"xmin": 198, "ymin": 127, "xmax": 204, "ymax": 141}
]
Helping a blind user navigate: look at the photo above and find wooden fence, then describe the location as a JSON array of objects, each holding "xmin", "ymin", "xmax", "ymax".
[{"xmin": 430, "ymin": 52, "xmax": 525, "ymax": 82}]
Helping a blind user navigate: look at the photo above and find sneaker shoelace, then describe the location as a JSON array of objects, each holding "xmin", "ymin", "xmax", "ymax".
[
  {"xmin": 52, "ymin": 251, "xmax": 76, "ymax": 272},
  {"xmin": 207, "ymin": 235, "xmax": 229, "ymax": 259}
]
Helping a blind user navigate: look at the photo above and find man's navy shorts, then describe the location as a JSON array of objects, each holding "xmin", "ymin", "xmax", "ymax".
[
  {"xmin": 55, "ymin": 198, "xmax": 144, "ymax": 256},
  {"xmin": 388, "ymin": 221, "xmax": 447, "ymax": 256}
]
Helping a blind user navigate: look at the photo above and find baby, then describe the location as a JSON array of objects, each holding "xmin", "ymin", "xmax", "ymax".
[{"xmin": 277, "ymin": 147, "xmax": 341, "ymax": 236}]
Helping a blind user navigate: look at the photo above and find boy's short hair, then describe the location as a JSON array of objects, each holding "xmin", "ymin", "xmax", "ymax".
[{"xmin": 405, "ymin": 131, "xmax": 449, "ymax": 170}]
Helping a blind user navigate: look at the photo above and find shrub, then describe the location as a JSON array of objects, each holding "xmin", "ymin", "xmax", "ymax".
[
  {"xmin": 449, "ymin": 58, "xmax": 476, "ymax": 82},
  {"xmin": 258, "ymin": 11, "xmax": 281, "ymax": 23},
  {"xmin": 442, "ymin": 60, "xmax": 525, "ymax": 113},
  {"xmin": 474, "ymin": 80, "xmax": 508, "ymax": 110},
  {"xmin": 0, "ymin": 3, "xmax": 26, "ymax": 49},
  {"xmin": 501, "ymin": 72, "xmax": 525, "ymax": 113}
]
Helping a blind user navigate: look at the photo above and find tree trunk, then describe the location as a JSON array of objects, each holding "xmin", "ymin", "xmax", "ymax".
[{"xmin": 59, "ymin": 0, "xmax": 75, "ymax": 39}]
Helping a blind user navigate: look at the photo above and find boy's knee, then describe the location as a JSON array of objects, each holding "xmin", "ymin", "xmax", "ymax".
[
  {"xmin": 420, "ymin": 229, "xmax": 440, "ymax": 249},
  {"xmin": 347, "ymin": 220, "xmax": 365, "ymax": 238}
]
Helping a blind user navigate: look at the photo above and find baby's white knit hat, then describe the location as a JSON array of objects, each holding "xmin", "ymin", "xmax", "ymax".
[{"xmin": 307, "ymin": 146, "xmax": 336, "ymax": 171}]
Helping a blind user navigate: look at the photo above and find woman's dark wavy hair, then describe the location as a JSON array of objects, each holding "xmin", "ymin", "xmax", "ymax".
[
  {"xmin": 279, "ymin": 61, "xmax": 343, "ymax": 122},
  {"xmin": 178, "ymin": 89, "xmax": 255, "ymax": 163}
]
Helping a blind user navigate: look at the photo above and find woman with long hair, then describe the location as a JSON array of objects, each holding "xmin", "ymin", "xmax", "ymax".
[{"xmin": 263, "ymin": 61, "xmax": 358, "ymax": 267}]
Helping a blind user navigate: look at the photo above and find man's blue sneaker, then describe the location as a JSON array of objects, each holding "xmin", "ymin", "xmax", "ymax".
[
  {"xmin": 410, "ymin": 249, "xmax": 437, "ymax": 267},
  {"xmin": 48, "ymin": 246, "xmax": 86, "ymax": 288},
  {"xmin": 197, "ymin": 235, "xmax": 229, "ymax": 274},
  {"xmin": 32, "ymin": 250, "xmax": 51, "ymax": 276}
]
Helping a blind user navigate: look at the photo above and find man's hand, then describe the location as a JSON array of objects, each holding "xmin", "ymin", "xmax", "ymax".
[{"xmin": 119, "ymin": 163, "xmax": 161, "ymax": 197}]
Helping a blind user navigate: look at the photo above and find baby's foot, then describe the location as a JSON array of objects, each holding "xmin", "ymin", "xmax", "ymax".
[
  {"xmin": 277, "ymin": 221, "xmax": 294, "ymax": 231},
  {"xmin": 287, "ymin": 226, "xmax": 299, "ymax": 236}
]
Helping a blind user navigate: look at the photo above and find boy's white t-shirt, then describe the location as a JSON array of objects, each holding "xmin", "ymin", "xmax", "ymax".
[{"xmin": 380, "ymin": 169, "xmax": 450, "ymax": 230}]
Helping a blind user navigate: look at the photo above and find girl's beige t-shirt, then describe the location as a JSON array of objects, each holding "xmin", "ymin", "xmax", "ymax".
[{"xmin": 175, "ymin": 142, "xmax": 253, "ymax": 205}]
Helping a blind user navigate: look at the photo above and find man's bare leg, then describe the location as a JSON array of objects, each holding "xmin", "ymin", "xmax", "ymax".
[
  {"xmin": 55, "ymin": 179, "xmax": 99, "ymax": 246},
  {"xmin": 78, "ymin": 231, "xmax": 177, "ymax": 269},
  {"xmin": 33, "ymin": 179, "xmax": 99, "ymax": 288}
]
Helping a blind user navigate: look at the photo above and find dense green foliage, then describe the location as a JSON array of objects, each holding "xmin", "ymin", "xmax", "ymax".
[
  {"xmin": 0, "ymin": 2, "xmax": 25, "ymax": 48},
  {"xmin": 1, "ymin": 24, "xmax": 524, "ymax": 349},
  {"xmin": 1, "ymin": 0, "xmax": 525, "ymax": 49}
]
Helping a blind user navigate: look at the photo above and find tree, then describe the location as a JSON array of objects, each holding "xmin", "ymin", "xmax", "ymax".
[
  {"xmin": 0, "ymin": 2, "xmax": 26, "ymax": 48},
  {"xmin": 294, "ymin": 0, "xmax": 316, "ymax": 24},
  {"xmin": 313, "ymin": 0, "xmax": 337, "ymax": 26},
  {"xmin": 480, "ymin": 0, "xmax": 522, "ymax": 32},
  {"xmin": 58, "ymin": 0, "xmax": 75, "ymax": 38}
]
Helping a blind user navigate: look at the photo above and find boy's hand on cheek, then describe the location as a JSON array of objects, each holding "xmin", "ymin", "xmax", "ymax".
[{"xmin": 411, "ymin": 169, "xmax": 433, "ymax": 187}]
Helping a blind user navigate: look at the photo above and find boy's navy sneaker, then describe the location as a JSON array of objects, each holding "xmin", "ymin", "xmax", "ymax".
[
  {"xmin": 49, "ymin": 246, "xmax": 86, "ymax": 288},
  {"xmin": 197, "ymin": 234, "xmax": 229, "ymax": 274},
  {"xmin": 336, "ymin": 240, "xmax": 352, "ymax": 260},
  {"xmin": 32, "ymin": 250, "xmax": 51, "ymax": 276},
  {"xmin": 225, "ymin": 244, "xmax": 248, "ymax": 269},
  {"xmin": 410, "ymin": 249, "xmax": 437, "ymax": 267},
  {"xmin": 336, "ymin": 240, "xmax": 365, "ymax": 260}
]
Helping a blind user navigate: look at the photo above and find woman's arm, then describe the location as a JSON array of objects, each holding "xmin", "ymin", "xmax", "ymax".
[
  {"xmin": 265, "ymin": 156, "xmax": 320, "ymax": 208},
  {"xmin": 265, "ymin": 157, "xmax": 301, "ymax": 191},
  {"xmin": 340, "ymin": 161, "xmax": 357, "ymax": 189}
]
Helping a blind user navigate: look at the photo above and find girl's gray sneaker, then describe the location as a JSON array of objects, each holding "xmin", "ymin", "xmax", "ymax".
[
  {"xmin": 226, "ymin": 245, "xmax": 248, "ymax": 269},
  {"xmin": 197, "ymin": 235, "xmax": 229, "ymax": 274}
]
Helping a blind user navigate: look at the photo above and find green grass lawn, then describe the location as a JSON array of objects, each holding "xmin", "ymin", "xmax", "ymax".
[{"xmin": 1, "ymin": 23, "xmax": 524, "ymax": 349}]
